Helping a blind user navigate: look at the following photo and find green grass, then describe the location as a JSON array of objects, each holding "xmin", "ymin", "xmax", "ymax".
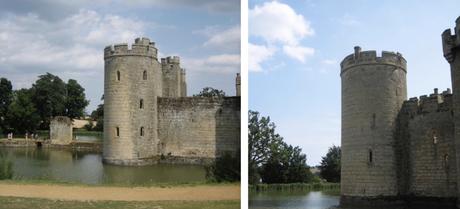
[
  {"xmin": 0, "ymin": 196, "xmax": 240, "ymax": 209},
  {"xmin": 249, "ymin": 182, "xmax": 340, "ymax": 192},
  {"xmin": 0, "ymin": 179, "xmax": 240, "ymax": 188}
]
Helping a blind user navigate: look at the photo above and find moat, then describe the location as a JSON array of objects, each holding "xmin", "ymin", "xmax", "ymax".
[
  {"xmin": 0, "ymin": 147, "xmax": 206, "ymax": 185},
  {"xmin": 249, "ymin": 190, "xmax": 455, "ymax": 209}
]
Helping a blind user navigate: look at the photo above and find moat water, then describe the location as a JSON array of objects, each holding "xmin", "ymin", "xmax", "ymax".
[
  {"xmin": 0, "ymin": 147, "xmax": 207, "ymax": 185},
  {"xmin": 249, "ymin": 190, "xmax": 454, "ymax": 209},
  {"xmin": 249, "ymin": 190, "xmax": 340, "ymax": 209}
]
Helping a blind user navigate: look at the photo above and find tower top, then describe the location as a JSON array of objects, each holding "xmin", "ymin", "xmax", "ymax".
[
  {"xmin": 442, "ymin": 16, "xmax": 460, "ymax": 63},
  {"xmin": 104, "ymin": 37, "xmax": 158, "ymax": 60},
  {"xmin": 340, "ymin": 46, "xmax": 406, "ymax": 75}
]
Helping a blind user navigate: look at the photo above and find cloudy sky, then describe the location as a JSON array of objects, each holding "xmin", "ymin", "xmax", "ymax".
[
  {"xmin": 0, "ymin": 0, "xmax": 240, "ymax": 112},
  {"xmin": 249, "ymin": 0, "xmax": 460, "ymax": 165}
]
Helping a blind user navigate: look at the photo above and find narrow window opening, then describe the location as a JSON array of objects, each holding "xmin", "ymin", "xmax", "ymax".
[
  {"xmin": 444, "ymin": 154, "xmax": 449, "ymax": 169},
  {"xmin": 140, "ymin": 99, "xmax": 144, "ymax": 109},
  {"xmin": 369, "ymin": 149, "xmax": 373, "ymax": 163},
  {"xmin": 140, "ymin": 127, "xmax": 144, "ymax": 136},
  {"xmin": 432, "ymin": 130, "xmax": 438, "ymax": 144},
  {"xmin": 116, "ymin": 127, "xmax": 120, "ymax": 137},
  {"xmin": 117, "ymin": 71, "xmax": 120, "ymax": 81},
  {"xmin": 143, "ymin": 71, "xmax": 147, "ymax": 80}
]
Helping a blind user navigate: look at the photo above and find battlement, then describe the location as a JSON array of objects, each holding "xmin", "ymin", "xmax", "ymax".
[
  {"xmin": 340, "ymin": 46, "xmax": 407, "ymax": 75},
  {"xmin": 104, "ymin": 37, "xmax": 158, "ymax": 59},
  {"xmin": 161, "ymin": 56, "xmax": 181, "ymax": 65},
  {"xmin": 401, "ymin": 88, "xmax": 453, "ymax": 117},
  {"xmin": 442, "ymin": 17, "xmax": 460, "ymax": 63}
]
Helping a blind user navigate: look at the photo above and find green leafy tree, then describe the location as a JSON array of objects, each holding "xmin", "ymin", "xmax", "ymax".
[
  {"xmin": 91, "ymin": 98, "xmax": 104, "ymax": 132},
  {"xmin": 205, "ymin": 151, "xmax": 240, "ymax": 182},
  {"xmin": 194, "ymin": 87, "xmax": 226, "ymax": 97},
  {"xmin": 31, "ymin": 73, "xmax": 67, "ymax": 128},
  {"xmin": 5, "ymin": 89, "xmax": 40, "ymax": 134},
  {"xmin": 260, "ymin": 143, "xmax": 312, "ymax": 184},
  {"xmin": 248, "ymin": 110, "xmax": 284, "ymax": 184},
  {"xmin": 91, "ymin": 104, "xmax": 104, "ymax": 120},
  {"xmin": 0, "ymin": 78, "xmax": 13, "ymax": 133},
  {"xmin": 65, "ymin": 79, "xmax": 89, "ymax": 119},
  {"xmin": 319, "ymin": 145, "xmax": 341, "ymax": 183}
]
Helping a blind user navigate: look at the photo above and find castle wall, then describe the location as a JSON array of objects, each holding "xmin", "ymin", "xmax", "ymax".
[
  {"xmin": 103, "ymin": 38, "xmax": 162, "ymax": 165},
  {"xmin": 341, "ymin": 47, "xmax": 407, "ymax": 197},
  {"xmin": 399, "ymin": 92, "xmax": 457, "ymax": 197},
  {"xmin": 443, "ymin": 17, "xmax": 460, "ymax": 207},
  {"xmin": 50, "ymin": 116, "xmax": 73, "ymax": 145},
  {"xmin": 157, "ymin": 97, "xmax": 240, "ymax": 161},
  {"xmin": 161, "ymin": 56, "xmax": 184, "ymax": 97}
]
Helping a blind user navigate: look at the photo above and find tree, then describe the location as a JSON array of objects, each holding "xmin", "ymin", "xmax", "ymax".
[
  {"xmin": 260, "ymin": 143, "xmax": 312, "ymax": 184},
  {"xmin": 65, "ymin": 79, "xmax": 89, "ymax": 119},
  {"xmin": 248, "ymin": 110, "xmax": 284, "ymax": 184},
  {"xmin": 91, "ymin": 104, "xmax": 104, "ymax": 120},
  {"xmin": 193, "ymin": 87, "xmax": 226, "ymax": 97},
  {"xmin": 5, "ymin": 89, "xmax": 40, "ymax": 134},
  {"xmin": 91, "ymin": 99, "xmax": 104, "ymax": 132},
  {"xmin": 319, "ymin": 145, "xmax": 341, "ymax": 183},
  {"xmin": 205, "ymin": 151, "xmax": 240, "ymax": 182},
  {"xmin": 0, "ymin": 78, "xmax": 12, "ymax": 133},
  {"xmin": 31, "ymin": 73, "xmax": 67, "ymax": 128}
]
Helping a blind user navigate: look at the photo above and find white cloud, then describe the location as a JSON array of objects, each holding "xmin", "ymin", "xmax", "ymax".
[
  {"xmin": 199, "ymin": 25, "xmax": 240, "ymax": 52},
  {"xmin": 0, "ymin": 9, "xmax": 145, "ymax": 75},
  {"xmin": 249, "ymin": 1, "xmax": 314, "ymax": 45},
  {"xmin": 248, "ymin": 43, "xmax": 276, "ymax": 72},
  {"xmin": 182, "ymin": 54, "xmax": 240, "ymax": 74},
  {"xmin": 122, "ymin": 0, "xmax": 240, "ymax": 13},
  {"xmin": 282, "ymin": 45, "xmax": 314, "ymax": 63},
  {"xmin": 249, "ymin": 1, "xmax": 315, "ymax": 71}
]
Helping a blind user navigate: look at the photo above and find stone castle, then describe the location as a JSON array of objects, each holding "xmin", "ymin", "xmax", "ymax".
[
  {"xmin": 103, "ymin": 37, "xmax": 240, "ymax": 166},
  {"xmin": 341, "ymin": 17, "xmax": 460, "ymax": 207}
]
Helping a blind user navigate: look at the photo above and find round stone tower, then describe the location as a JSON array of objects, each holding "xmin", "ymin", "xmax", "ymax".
[
  {"xmin": 340, "ymin": 46, "xmax": 407, "ymax": 202},
  {"xmin": 103, "ymin": 37, "xmax": 162, "ymax": 165}
]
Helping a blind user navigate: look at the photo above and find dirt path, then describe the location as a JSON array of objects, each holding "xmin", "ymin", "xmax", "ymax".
[{"xmin": 0, "ymin": 183, "xmax": 240, "ymax": 201}]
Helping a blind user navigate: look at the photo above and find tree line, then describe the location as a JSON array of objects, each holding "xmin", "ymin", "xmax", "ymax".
[
  {"xmin": 249, "ymin": 110, "xmax": 341, "ymax": 184},
  {"xmin": 0, "ymin": 73, "xmax": 90, "ymax": 134}
]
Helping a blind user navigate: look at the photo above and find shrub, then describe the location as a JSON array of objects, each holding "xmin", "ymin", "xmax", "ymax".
[{"xmin": 206, "ymin": 152, "xmax": 240, "ymax": 182}]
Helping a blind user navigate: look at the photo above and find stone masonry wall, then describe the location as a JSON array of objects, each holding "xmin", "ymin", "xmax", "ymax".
[
  {"xmin": 50, "ymin": 116, "xmax": 73, "ymax": 145},
  {"xmin": 341, "ymin": 47, "xmax": 407, "ymax": 197},
  {"xmin": 399, "ymin": 91, "xmax": 457, "ymax": 197},
  {"xmin": 157, "ymin": 97, "xmax": 240, "ymax": 160}
]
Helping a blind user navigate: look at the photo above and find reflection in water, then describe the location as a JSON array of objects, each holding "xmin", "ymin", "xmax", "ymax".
[
  {"xmin": 0, "ymin": 147, "xmax": 206, "ymax": 185},
  {"xmin": 250, "ymin": 190, "xmax": 339, "ymax": 209},
  {"xmin": 250, "ymin": 190, "xmax": 454, "ymax": 209}
]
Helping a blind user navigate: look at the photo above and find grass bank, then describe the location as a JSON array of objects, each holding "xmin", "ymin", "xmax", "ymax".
[
  {"xmin": 0, "ymin": 196, "xmax": 239, "ymax": 209},
  {"xmin": 0, "ymin": 179, "xmax": 240, "ymax": 188},
  {"xmin": 249, "ymin": 182, "xmax": 340, "ymax": 192}
]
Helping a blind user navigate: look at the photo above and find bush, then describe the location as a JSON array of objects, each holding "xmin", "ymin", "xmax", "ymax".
[
  {"xmin": 84, "ymin": 121, "xmax": 93, "ymax": 131},
  {"xmin": 205, "ymin": 152, "xmax": 240, "ymax": 182}
]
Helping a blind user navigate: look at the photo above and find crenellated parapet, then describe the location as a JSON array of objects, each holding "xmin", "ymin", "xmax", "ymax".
[
  {"xmin": 442, "ymin": 17, "xmax": 460, "ymax": 63},
  {"xmin": 161, "ymin": 56, "xmax": 181, "ymax": 66},
  {"xmin": 401, "ymin": 88, "xmax": 453, "ymax": 117},
  {"xmin": 340, "ymin": 46, "xmax": 407, "ymax": 75},
  {"xmin": 104, "ymin": 37, "xmax": 158, "ymax": 59}
]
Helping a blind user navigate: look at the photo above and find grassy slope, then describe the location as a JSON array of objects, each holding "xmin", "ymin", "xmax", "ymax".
[
  {"xmin": 0, "ymin": 197, "xmax": 240, "ymax": 209},
  {"xmin": 0, "ymin": 179, "xmax": 240, "ymax": 188}
]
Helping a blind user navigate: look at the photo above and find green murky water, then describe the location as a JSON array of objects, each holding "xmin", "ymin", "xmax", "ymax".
[
  {"xmin": 0, "ymin": 147, "xmax": 206, "ymax": 185},
  {"xmin": 249, "ymin": 190, "xmax": 340, "ymax": 209}
]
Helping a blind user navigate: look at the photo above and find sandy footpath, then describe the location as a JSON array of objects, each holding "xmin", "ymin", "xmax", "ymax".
[{"xmin": 0, "ymin": 183, "xmax": 240, "ymax": 201}]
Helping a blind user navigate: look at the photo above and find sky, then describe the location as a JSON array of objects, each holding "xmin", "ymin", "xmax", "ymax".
[
  {"xmin": 249, "ymin": 0, "xmax": 460, "ymax": 166},
  {"xmin": 0, "ymin": 0, "xmax": 240, "ymax": 112}
]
